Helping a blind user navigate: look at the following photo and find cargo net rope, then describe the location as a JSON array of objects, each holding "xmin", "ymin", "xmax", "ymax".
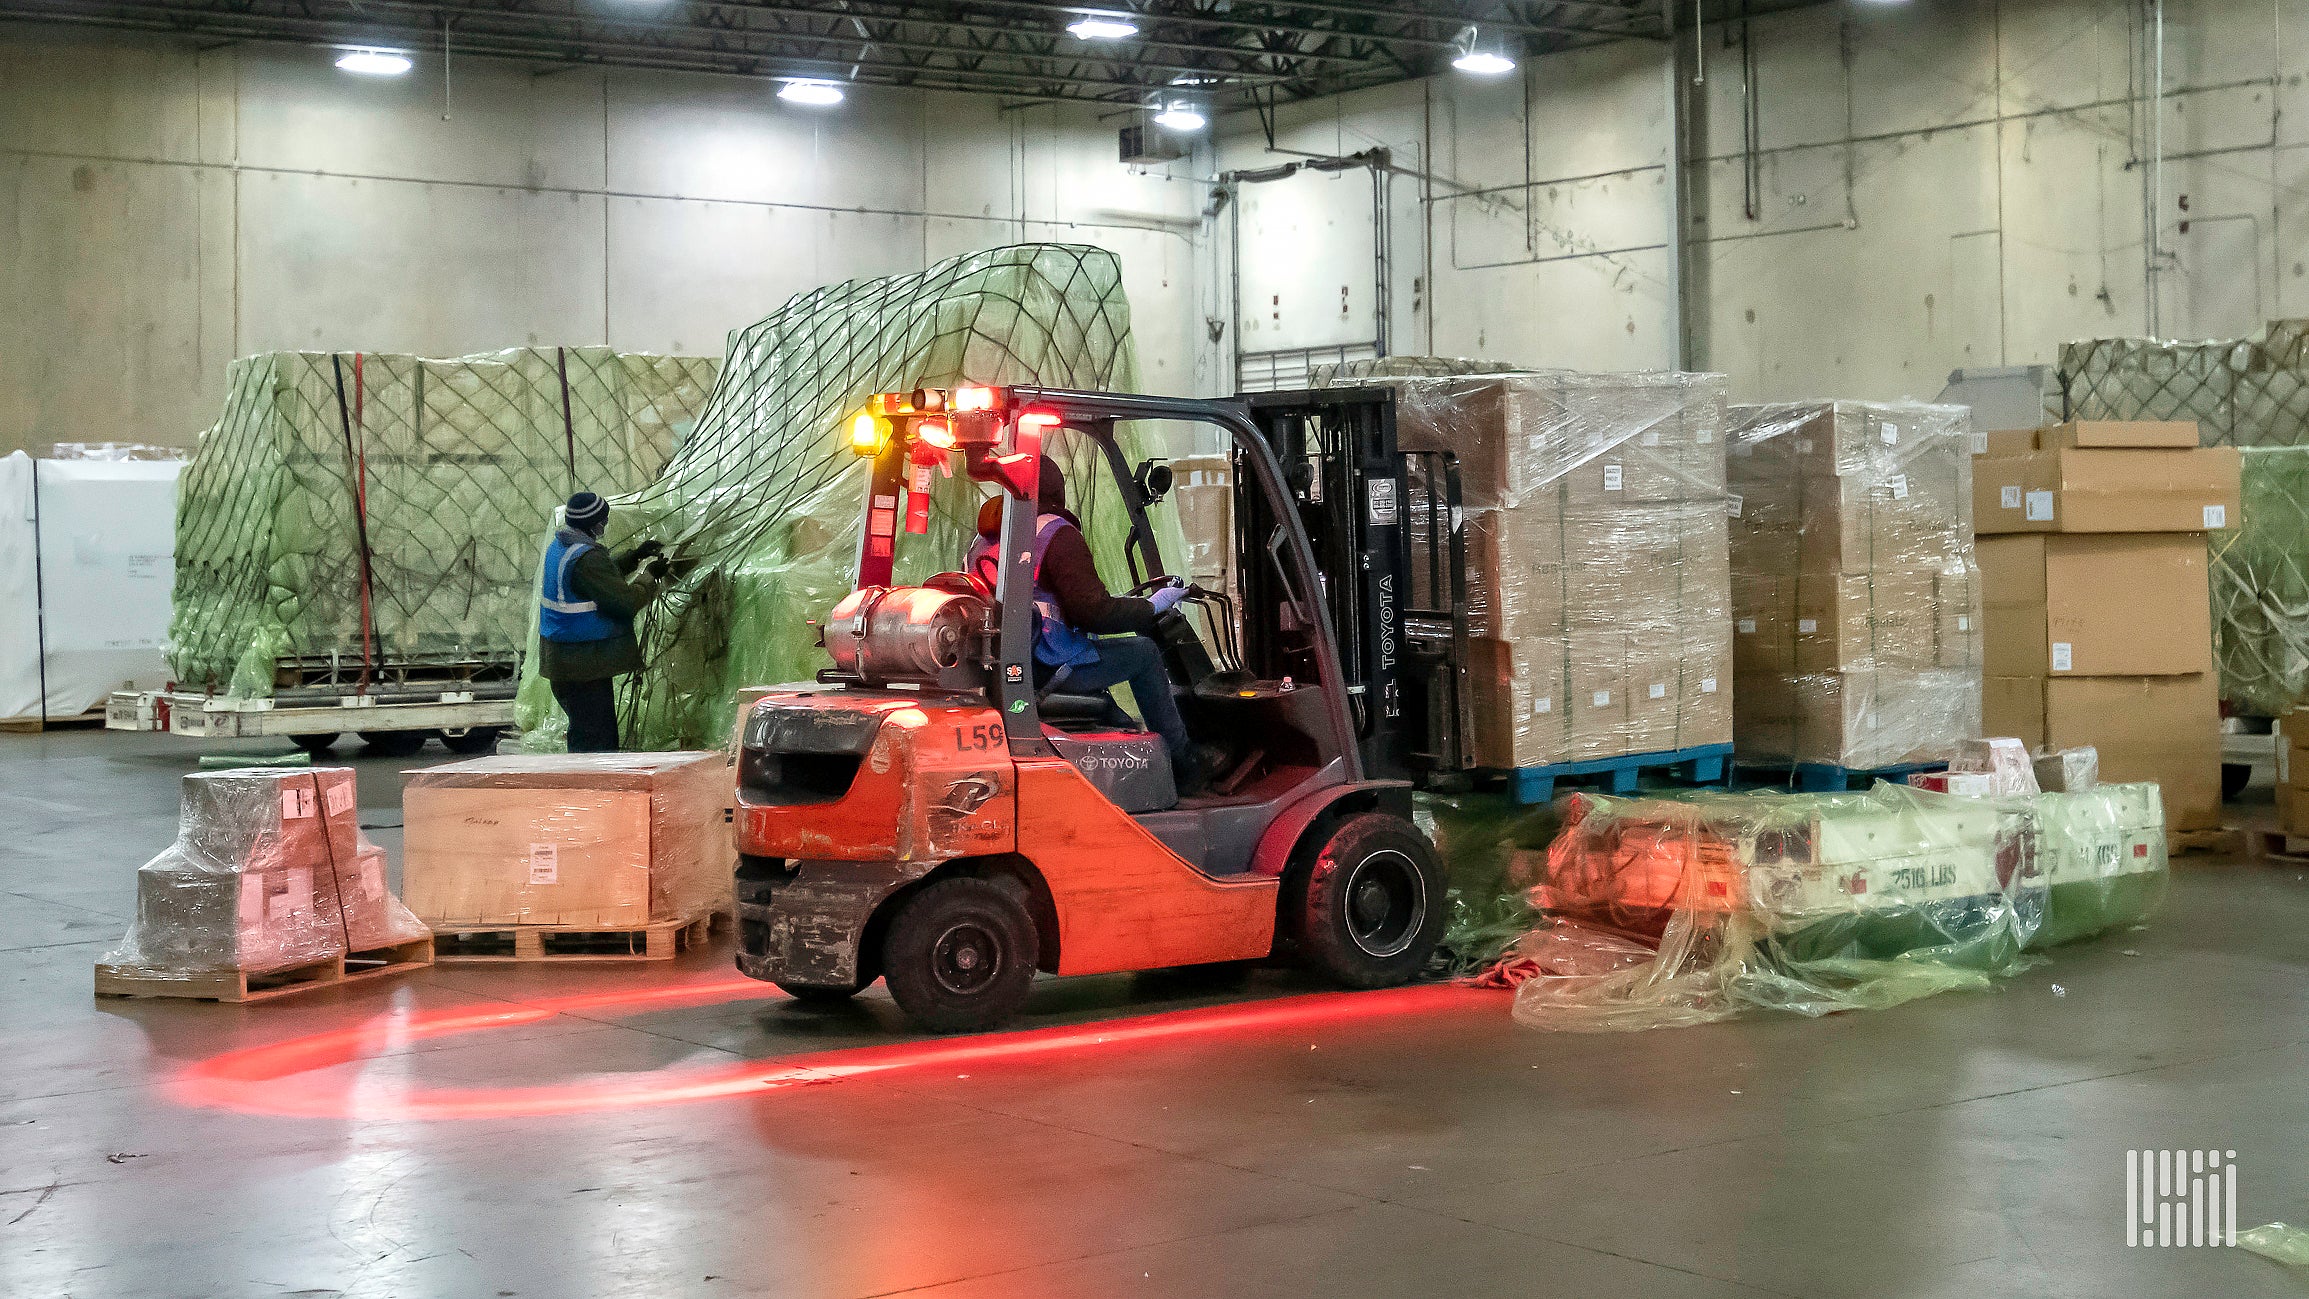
[
  {"xmin": 170, "ymin": 347, "xmax": 718, "ymax": 698},
  {"xmin": 2061, "ymin": 320, "xmax": 2309, "ymax": 715},
  {"xmin": 515, "ymin": 243, "xmax": 1168, "ymax": 752},
  {"xmin": 1724, "ymin": 401, "xmax": 1984, "ymax": 771},
  {"xmin": 1426, "ymin": 779, "xmax": 2167, "ymax": 1030}
]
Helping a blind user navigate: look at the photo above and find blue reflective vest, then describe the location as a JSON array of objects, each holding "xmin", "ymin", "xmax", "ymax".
[
  {"xmin": 967, "ymin": 513, "xmax": 1100, "ymax": 670},
  {"xmin": 540, "ymin": 533, "xmax": 620, "ymax": 644}
]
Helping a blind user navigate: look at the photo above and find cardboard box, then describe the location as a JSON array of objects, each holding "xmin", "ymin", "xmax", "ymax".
[
  {"xmin": 404, "ymin": 752, "xmax": 735, "ymax": 928},
  {"xmin": 2041, "ymin": 420, "xmax": 2199, "ymax": 450},
  {"xmin": 1732, "ymin": 667, "xmax": 1981, "ymax": 770},
  {"xmin": 1977, "ymin": 534, "xmax": 2212, "ymax": 677},
  {"xmin": 1982, "ymin": 674, "xmax": 2221, "ymax": 830},
  {"xmin": 1169, "ymin": 454, "xmax": 1233, "ymax": 590},
  {"xmin": 1982, "ymin": 428, "xmax": 2041, "ymax": 457},
  {"xmin": 1973, "ymin": 447, "xmax": 2241, "ymax": 535}
]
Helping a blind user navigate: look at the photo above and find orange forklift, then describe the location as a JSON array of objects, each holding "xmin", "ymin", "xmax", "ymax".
[{"xmin": 731, "ymin": 383, "xmax": 1473, "ymax": 1031}]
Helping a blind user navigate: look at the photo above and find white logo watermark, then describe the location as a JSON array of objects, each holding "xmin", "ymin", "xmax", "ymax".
[{"xmin": 2126, "ymin": 1149, "xmax": 2237, "ymax": 1247}]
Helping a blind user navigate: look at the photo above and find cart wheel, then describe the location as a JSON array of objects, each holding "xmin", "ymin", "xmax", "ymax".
[
  {"xmin": 1287, "ymin": 813, "xmax": 1447, "ymax": 989},
  {"xmin": 440, "ymin": 726, "xmax": 506, "ymax": 755},
  {"xmin": 358, "ymin": 730, "xmax": 429, "ymax": 758},
  {"xmin": 881, "ymin": 878, "xmax": 1038, "ymax": 1033},
  {"xmin": 290, "ymin": 733, "xmax": 340, "ymax": 756},
  {"xmin": 2222, "ymin": 762, "xmax": 2252, "ymax": 801},
  {"xmin": 775, "ymin": 977, "xmax": 869, "ymax": 1006}
]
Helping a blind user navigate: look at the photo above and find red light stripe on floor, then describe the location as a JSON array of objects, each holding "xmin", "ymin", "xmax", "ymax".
[{"xmin": 170, "ymin": 982, "xmax": 1495, "ymax": 1121}]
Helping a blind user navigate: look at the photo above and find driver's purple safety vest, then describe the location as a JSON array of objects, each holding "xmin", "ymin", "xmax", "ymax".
[{"xmin": 965, "ymin": 513, "xmax": 1100, "ymax": 670}]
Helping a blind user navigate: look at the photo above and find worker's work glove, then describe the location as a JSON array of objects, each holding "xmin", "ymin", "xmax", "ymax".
[
  {"xmin": 618, "ymin": 538, "xmax": 666, "ymax": 573},
  {"xmin": 636, "ymin": 553, "xmax": 672, "ymax": 584},
  {"xmin": 1148, "ymin": 580, "xmax": 1189, "ymax": 615}
]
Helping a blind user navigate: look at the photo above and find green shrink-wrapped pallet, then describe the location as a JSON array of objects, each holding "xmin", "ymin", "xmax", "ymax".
[
  {"xmin": 169, "ymin": 347, "xmax": 718, "ymax": 696},
  {"xmin": 516, "ymin": 243, "xmax": 1163, "ymax": 752},
  {"xmin": 2026, "ymin": 782, "xmax": 2169, "ymax": 949}
]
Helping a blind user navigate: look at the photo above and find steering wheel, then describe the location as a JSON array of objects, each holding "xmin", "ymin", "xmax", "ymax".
[{"xmin": 1125, "ymin": 575, "xmax": 1189, "ymax": 598}]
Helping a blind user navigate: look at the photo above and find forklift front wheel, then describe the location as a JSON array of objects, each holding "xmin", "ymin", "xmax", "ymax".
[
  {"xmin": 881, "ymin": 878, "xmax": 1040, "ymax": 1033},
  {"xmin": 1290, "ymin": 814, "xmax": 1448, "ymax": 989}
]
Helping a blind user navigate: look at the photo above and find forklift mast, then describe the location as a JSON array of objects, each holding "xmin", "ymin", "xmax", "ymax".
[{"xmin": 1240, "ymin": 388, "xmax": 1474, "ymax": 788}]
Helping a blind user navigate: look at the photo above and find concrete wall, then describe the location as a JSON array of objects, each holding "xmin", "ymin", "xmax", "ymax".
[
  {"xmin": 1218, "ymin": 0, "xmax": 2309, "ymax": 403},
  {"xmin": 0, "ymin": 24, "xmax": 1212, "ymax": 457}
]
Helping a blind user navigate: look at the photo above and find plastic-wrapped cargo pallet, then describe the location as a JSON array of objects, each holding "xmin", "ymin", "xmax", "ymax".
[
  {"xmin": 2212, "ymin": 447, "xmax": 2309, "ymax": 716},
  {"xmin": 1360, "ymin": 370, "xmax": 1733, "ymax": 773},
  {"xmin": 96, "ymin": 768, "xmax": 430, "ymax": 994},
  {"xmin": 1726, "ymin": 402, "xmax": 1983, "ymax": 771},
  {"xmin": 169, "ymin": 347, "xmax": 718, "ymax": 698},
  {"xmin": 512, "ymin": 244, "xmax": 1163, "ymax": 752}
]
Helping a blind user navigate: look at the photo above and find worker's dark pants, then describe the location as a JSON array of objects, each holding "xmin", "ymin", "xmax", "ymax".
[
  {"xmin": 1053, "ymin": 635, "xmax": 1190, "ymax": 760},
  {"xmin": 551, "ymin": 677, "xmax": 622, "ymax": 752}
]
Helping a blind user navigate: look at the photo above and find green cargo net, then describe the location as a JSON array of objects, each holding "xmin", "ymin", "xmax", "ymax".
[
  {"xmin": 2059, "ymin": 322, "xmax": 2309, "ymax": 712},
  {"xmin": 170, "ymin": 347, "xmax": 718, "ymax": 697},
  {"xmin": 516, "ymin": 243, "xmax": 1165, "ymax": 752}
]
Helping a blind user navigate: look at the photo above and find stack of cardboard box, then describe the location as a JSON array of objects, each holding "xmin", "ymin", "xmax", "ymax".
[
  {"xmin": 1388, "ymin": 371, "xmax": 1733, "ymax": 771},
  {"xmin": 1974, "ymin": 421, "xmax": 2240, "ymax": 831},
  {"xmin": 1726, "ymin": 401, "xmax": 1982, "ymax": 770}
]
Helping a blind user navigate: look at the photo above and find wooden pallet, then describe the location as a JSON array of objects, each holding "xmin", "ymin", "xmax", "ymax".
[
  {"xmin": 2169, "ymin": 827, "xmax": 2246, "ymax": 858},
  {"xmin": 1733, "ymin": 760, "xmax": 1949, "ymax": 794},
  {"xmin": 94, "ymin": 936, "xmax": 434, "ymax": 1003},
  {"xmin": 2248, "ymin": 828, "xmax": 2309, "ymax": 864},
  {"xmin": 1487, "ymin": 743, "xmax": 1734, "ymax": 805},
  {"xmin": 430, "ymin": 913, "xmax": 719, "ymax": 962}
]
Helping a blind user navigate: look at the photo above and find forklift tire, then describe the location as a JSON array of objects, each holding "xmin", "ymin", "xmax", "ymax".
[
  {"xmin": 358, "ymin": 730, "xmax": 429, "ymax": 758},
  {"xmin": 775, "ymin": 978, "xmax": 868, "ymax": 1006},
  {"xmin": 880, "ymin": 877, "xmax": 1039, "ymax": 1034},
  {"xmin": 1289, "ymin": 813, "xmax": 1447, "ymax": 989},
  {"xmin": 290, "ymin": 733, "xmax": 340, "ymax": 757}
]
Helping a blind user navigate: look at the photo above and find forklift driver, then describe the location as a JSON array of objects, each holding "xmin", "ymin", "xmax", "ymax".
[{"xmin": 969, "ymin": 458, "xmax": 1209, "ymax": 795}]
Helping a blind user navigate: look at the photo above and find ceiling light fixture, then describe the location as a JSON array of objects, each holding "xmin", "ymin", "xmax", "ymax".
[
  {"xmin": 335, "ymin": 48, "xmax": 413, "ymax": 76},
  {"xmin": 1449, "ymin": 25, "xmax": 1517, "ymax": 76},
  {"xmin": 1152, "ymin": 101, "xmax": 1207, "ymax": 132},
  {"xmin": 1067, "ymin": 13, "xmax": 1139, "ymax": 40},
  {"xmin": 776, "ymin": 78, "xmax": 845, "ymax": 106}
]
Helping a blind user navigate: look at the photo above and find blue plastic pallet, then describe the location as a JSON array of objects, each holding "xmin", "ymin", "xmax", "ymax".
[
  {"xmin": 1493, "ymin": 743, "xmax": 1734, "ymax": 805},
  {"xmin": 1736, "ymin": 760, "xmax": 1948, "ymax": 794}
]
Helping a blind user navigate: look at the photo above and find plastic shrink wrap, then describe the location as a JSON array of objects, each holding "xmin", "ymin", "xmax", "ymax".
[
  {"xmin": 1727, "ymin": 401, "xmax": 1982, "ymax": 770},
  {"xmin": 2212, "ymin": 447, "xmax": 2309, "ymax": 715},
  {"xmin": 169, "ymin": 347, "xmax": 717, "ymax": 698},
  {"xmin": 1339, "ymin": 368, "xmax": 1733, "ymax": 771},
  {"xmin": 1510, "ymin": 783, "xmax": 2045, "ymax": 1031},
  {"xmin": 2025, "ymin": 781, "xmax": 2167, "ymax": 949},
  {"xmin": 99, "ymin": 768, "xmax": 427, "ymax": 982},
  {"xmin": 402, "ymin": 753, "xmax": 735, "ymax": 928},
  {"xmin": 513, "ymin": 244, "xmax": 1167, "ymax": 752}
]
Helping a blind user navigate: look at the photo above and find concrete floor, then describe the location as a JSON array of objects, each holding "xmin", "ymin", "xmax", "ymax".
[{"xmin": 3, "ymin": 728, "xmax": 2306, "ymax": 1299}]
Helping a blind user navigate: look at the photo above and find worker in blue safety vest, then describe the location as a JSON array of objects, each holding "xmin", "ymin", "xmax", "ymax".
[{"xmin": 538, "ymin": 491, "xmax": 668, "ymax": 752}]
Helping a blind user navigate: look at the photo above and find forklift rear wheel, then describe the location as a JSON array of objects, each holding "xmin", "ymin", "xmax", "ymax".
[
  {"xmin": 881, "ymin": 878, "xmax": 1039, "ymax": 1033},
  {"xmin": 358, "ymin": 730, "xmax": 429, "ymax": 757},
  {"xmin": 290, "ymin": 733, "xmax": 340, "ymax": 757},
  {"xmin": 1290, "ymin": 813, "xmax": 1447, "ymax": 989},
  {"xmin": 775, "ymin": 978, "xmax": 869, "ymax": 1006}
]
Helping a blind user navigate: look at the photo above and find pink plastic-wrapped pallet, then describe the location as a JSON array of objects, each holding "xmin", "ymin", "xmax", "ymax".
[{"xmin": 98, "ymin": 768, "xmax": 430, "ymax": 987}]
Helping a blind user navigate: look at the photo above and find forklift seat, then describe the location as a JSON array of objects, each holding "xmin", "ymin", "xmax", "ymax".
[{"xmin": 1037, "ymin": 690, "xmax": 1143, "ymax": 733}]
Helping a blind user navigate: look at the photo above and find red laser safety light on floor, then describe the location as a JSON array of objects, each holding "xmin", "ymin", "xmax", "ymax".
[{"xmin": 169, "ymin": 982, "xmax": 1494, "ymax": 1122}]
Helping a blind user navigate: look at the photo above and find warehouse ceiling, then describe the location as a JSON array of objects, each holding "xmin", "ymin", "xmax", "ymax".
[{"xmin": 1, "ymin": 0, "xmax": 1832, "ymax": 110}]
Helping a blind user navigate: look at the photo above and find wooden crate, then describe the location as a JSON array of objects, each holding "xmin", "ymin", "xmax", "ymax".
[
  {"xmin": 2168, "ymin": 826, "xmax": 2245, "ymax": 858},
  {"xmin": 94, "ymin": 936, "xmax": 433, "ymax": 1003}
]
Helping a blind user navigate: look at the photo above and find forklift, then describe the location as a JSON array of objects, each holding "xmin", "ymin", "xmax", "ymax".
[{"xmin": 731, "ymin": 383, "xmax": 1473, "ymax": 1031}]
